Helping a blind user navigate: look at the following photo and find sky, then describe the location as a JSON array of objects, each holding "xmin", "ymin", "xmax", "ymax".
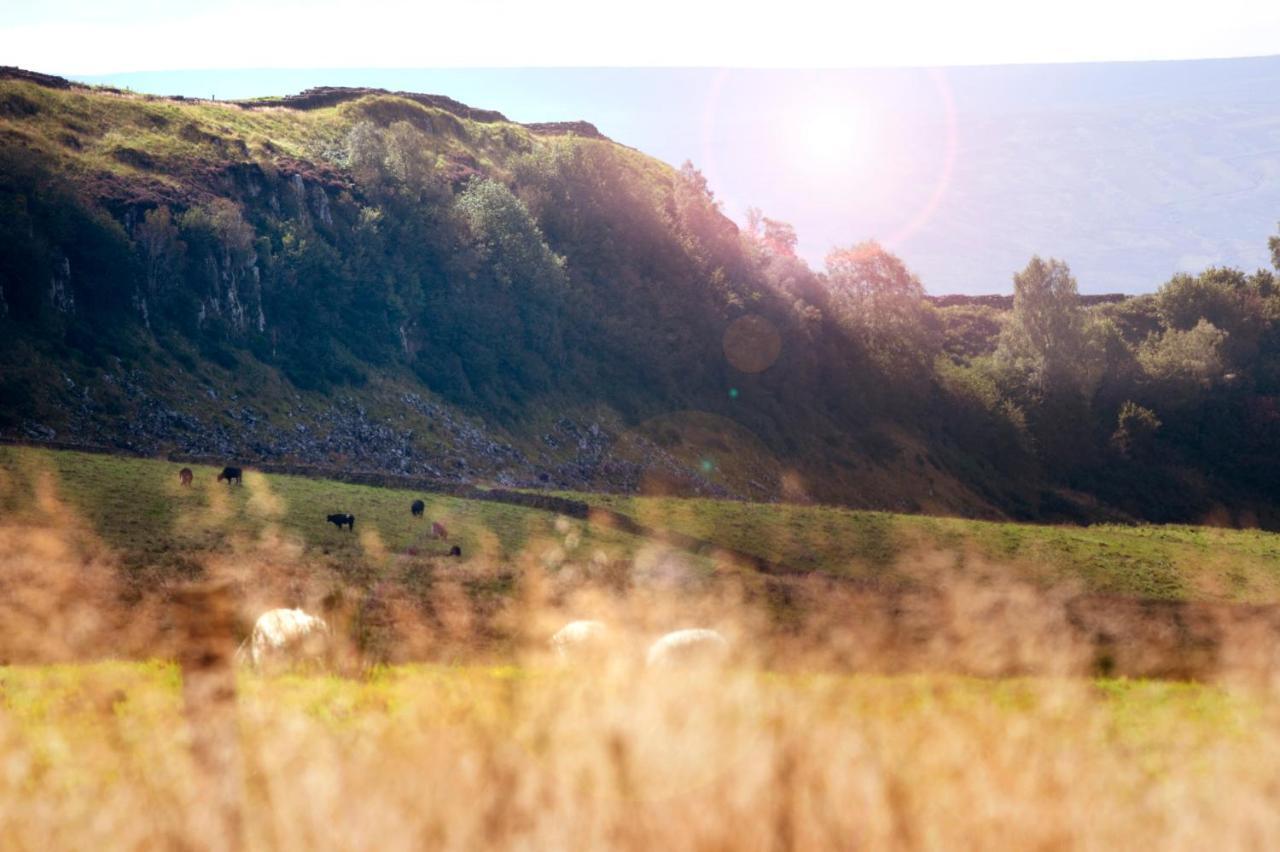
[
  {"xmin": 4, "ymin": 0, "xmax": 1280, "ymax": 71},
  {"xmin": 4, "ymin": 2, "xmax": 1280, "ymax": 293}
]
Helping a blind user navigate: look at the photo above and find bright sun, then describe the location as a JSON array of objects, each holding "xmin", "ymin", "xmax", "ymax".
[{"xmin": 794, "ymin": 104, "xmax": 871, "ymax": 174}]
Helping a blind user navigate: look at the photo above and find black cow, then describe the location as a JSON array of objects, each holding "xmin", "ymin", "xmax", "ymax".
[
  {"xmin": 411, "ymin": 499, "xmax": 425, "ymax": 518},
  {"xmin": 327, "ymin": 513, "xmax": 355, "ymax": 531},
  {"xmin": 449, "ymin": 545, "xmax": 462, "ymax": 557},
  {"xmin": 217, "ymin": 466, "xmax": 243, "ymax": 485}
]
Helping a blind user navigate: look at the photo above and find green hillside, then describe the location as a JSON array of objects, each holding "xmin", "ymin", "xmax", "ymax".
[
  {"xmin": 2, "ymin": 68, "xmax": 1280, "ymax": 524},
  {"xmin": 0, "ymin": 446, "xmax": 656, "ymax": 590},
  {"xmin": 7, "ymin": 446, "xmax": 1280, "ymax": 605}
]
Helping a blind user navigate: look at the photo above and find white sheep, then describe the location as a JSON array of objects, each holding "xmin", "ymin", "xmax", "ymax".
[
  {"xmin": 645, "ymin": 628, "xmax": 729, "ymax": 668},
  {"xmin": 549, "ymin": 619, "xmax": 608, "ymax": 661},
  {"xmin": 239, "ymin": 608, "xmax": 331, "ymax": 671}
]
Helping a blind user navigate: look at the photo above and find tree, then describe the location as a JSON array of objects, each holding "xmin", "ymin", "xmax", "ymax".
[
  {"xmin": 825, "ymin": 241, "xmax": 937, "ymax": 373},
  {"xmin": 1138, "ymin": 318, "xmax": 1227, "ymax": 393},
  {"xmin": 134, "ymin": 206, "xmax": 184, "ymax": 295},
  {"xmin": 999, "ymin": 256, "xmax": 1091, "ymax": 396},
  {"xmin": 455, "ymin": 178, "xmax": 565, "ymax": 292},
  {"xmin": 671, "ymin": 161, "xmax": 741, "ymax": 274},
  {"xmin": 383, "ymin": 121, "xmax": 435, "ymax": 191},
  {"xmin": 345, "ymin": 120, "xmax": 386, "ymax": 181},
  {"xmin": 1155, "ymin": 267, "xmax": 1264, "ymax": 365},
  {"xmin": 745, "ymin": 211, "xmax": 797, "ymax": 258},
  {"xmin": 1110, "ymin": 401, "xmax": 1161, "ymax": 459}
]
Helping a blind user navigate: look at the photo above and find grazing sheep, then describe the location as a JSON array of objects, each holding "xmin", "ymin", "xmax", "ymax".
[
  {"xmin": 646, "ymin": 628, "xmax": 729, "ymax": 668},
  {"xmin": 178, "ymin": 467, "xmax": 193, "ymax": 487},
  {"xmin": 550, "ymin": 620, "xmax": 608, "ymax": 661},
  {"xmin": 239, "ymin": 608, "xmax": 330, "ymax": 670},
  {"xmin": 217, "ymin": 466, "xmax": 243, "ymax": 485},
  {"xmin": 431, "ymin": 521, "xmax": 448, "ymax": 540},
  {"xmin": 411, "ymin": 499, "xmax": 425, "ymax": 517},
  {"xmin": 327, "ymin": 513, "xmax": 355, "ymax": 531}
]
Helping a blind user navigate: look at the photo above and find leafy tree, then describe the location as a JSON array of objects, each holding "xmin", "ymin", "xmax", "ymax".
[
  {"xmin": 825, "ymin": 241, "xmax": 937, "ymax": 373},
  {"xmin": 998, "ymin": 256, "xmax": 1093, "ymax": 396},
  {"xmin": 1138, "ymin": 319, "xmax": 1227, "ymax": 407},
  {"xmin": 135, "ymin": 206, "xmax": 184, "ymax": 295},
  {"xmin": 745, "ymin": 207, "xmax": 799, "ymax": 258},
  {"xmin": 345, "ymin": 120, "xmax": 387, "ymax": 181},
  {"xmin": 1155, "ymin": 267, "xmax": 1266, "ymax": 366},
  {"xmin": 456, "ymin": 178, "xmax": 565, "ymax": 292},
  {"xmin": 670, "ymin": 161, "xmax": 744, "ymax": 288}
]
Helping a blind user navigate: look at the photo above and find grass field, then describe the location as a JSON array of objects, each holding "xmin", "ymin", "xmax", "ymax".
[
  {"xmin": 0, "ymin": 444, "xmax": 659, "ymax": 587},
  {"xmin": 583, "ymin": 492, "xmax": 1280, "ymax": 602},
  {"xmin": 5, "ymin": 446, "xmax": 1280, "ymax": 846},
  {"xmin": 6, "ymin": 446, "xmax": 1280, "ymax": 607}
]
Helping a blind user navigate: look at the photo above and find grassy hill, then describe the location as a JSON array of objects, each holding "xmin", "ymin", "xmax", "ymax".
[
  {"xmin": 3, "ymin": 68, "xmax": 1280, "ymax": 528},
  {"xmin": 2, "ymin": 66, "xmax": 992, "ymax": 511}
]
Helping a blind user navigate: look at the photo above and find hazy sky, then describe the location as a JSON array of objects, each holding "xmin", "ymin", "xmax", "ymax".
[
  {"xmin": 5, "ymin": 2, "xmax": 1280, "ymax": 293},
  {"xmin": 4, "ymin": 0, "xmax": 1280, "ymax": 72}
]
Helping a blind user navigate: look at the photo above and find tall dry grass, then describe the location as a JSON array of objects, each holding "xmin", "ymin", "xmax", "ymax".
[{"xmin": 3, "ymin": 462, "xmax": 1280, "ymax": 848}]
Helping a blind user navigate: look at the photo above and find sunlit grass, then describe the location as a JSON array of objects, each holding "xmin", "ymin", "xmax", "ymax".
[
  {"xmin": 0, "ymin": 661, "xmax": 1274, "ymax": 849},
  {"xmin": 0, "ymin": 446, "xmax": 653, "ymax": 581},
  {"xmin": 6, "ymin": 446, "xmax": 1280, "ymax": 603},
  {"xmin": 582, "ymin": 492, "xmax": 1280, "ymax": 601}
]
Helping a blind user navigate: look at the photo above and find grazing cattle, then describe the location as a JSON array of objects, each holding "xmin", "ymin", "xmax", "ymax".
[
  {"xmin": 217, "ymin": 466, "xmax": 243, "ymax": 485},
  {"xmin": 646, "ymin": 628, "xmax": 729, "ymax": 668},
  {"xmin": 411, "ymin": 499, "xmax": 425, "ymax": 518},
  {"xmin": 238, "ymin": 608, "xmax": 330, "ymax": 670},
  {"xmin": 431, "ymin": 521, "xmax": 449, "ymax": 540},
  {"xmin": 449, "ymin": 545, "xmax": 462, "ymax": 557},
  {"xmin": 178, "ymin": 467, "xmax": 193, "ymax": 487},
  {"xmin": 327, "ymin": 513, "xmax": 355, "ymax": 531},
  {"xmin": 550, "ymin": 620, "xmax": 608, "ymax": 661}
]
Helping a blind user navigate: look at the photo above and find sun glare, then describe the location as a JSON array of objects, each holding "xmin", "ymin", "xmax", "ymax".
[{"xmin": 795, "ymin": 104, "xmax": 870, "ymax": 174}]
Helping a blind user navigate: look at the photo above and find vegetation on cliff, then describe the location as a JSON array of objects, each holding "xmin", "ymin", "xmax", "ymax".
[{"xmin": 2, "ymin": 69, "xmax": 1280, "ymax": 523}]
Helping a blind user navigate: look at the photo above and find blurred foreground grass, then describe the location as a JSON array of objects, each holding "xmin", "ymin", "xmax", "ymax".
[{"xmin": 0, "ymin": 661, "xmax": 1272, "ymax": 849}]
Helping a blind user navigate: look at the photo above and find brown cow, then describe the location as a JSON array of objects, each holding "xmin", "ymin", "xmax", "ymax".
[
  {"xmin": 431, "ymin": 521, "xmax": 448, "ymax": 540},
  {"xmin": 179, "ymin": 468, "xmax": 194, "ymax": 487}
]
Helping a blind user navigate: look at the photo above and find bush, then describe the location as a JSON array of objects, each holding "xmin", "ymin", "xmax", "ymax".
[{"xmin": 1110, "ymin": 401, "xmax": 1161, "ymax": 459}]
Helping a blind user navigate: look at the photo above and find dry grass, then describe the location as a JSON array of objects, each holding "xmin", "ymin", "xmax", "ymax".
[
  {"xmin": 3, "ymin": 449, "xmax": 1280, "ymax": 848},
  {"xmin": 1, "ymin": 661, "xmax": 1277, "ymax": 850}
]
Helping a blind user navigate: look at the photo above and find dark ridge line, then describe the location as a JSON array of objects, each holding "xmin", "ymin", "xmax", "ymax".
[{"xmin": 0, "ymin": 66, "xmax": 75, "ymax": 90}]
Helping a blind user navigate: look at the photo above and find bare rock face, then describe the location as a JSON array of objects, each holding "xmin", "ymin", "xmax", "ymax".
[{"xmin": 48, "ymin": 254, "xmax": 74, "ymax": 314}]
